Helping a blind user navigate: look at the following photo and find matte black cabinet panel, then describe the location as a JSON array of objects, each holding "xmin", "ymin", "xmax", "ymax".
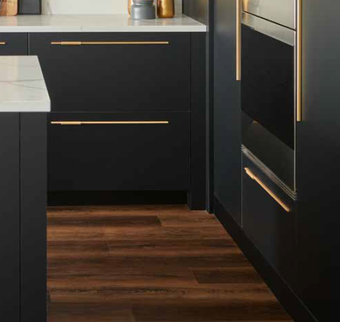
[
  {"xmin": 214, "ymin": 0, "xmax": 241, "ymax": 223},
  {"xmin": 296, "ymin": 1, "xmax": 340, "ymax": 320},
  {"xmin": 0, "ymin": 113, "xmax": 46, "ymax": 322},
  {"xmin": 29, "ymin": 33, "xmax": 190, "ymax": 112},
  {"xmin": 242, "ymin": 155, "xmax": 296, "ymax": 287},
  {"xmin": 0, "ymin": 114, "xmax": 20, "ymax": 322},
  {"xmin": 0, "ymin": 33, "xmax": 28, "ymax": 55},
  {"xmin": 48, "ymin": 112, "xmax": 190, "ymax": 191},
  {"xmin": 20, "ymin": 114, "xmax": 47, "ymax": 322}
]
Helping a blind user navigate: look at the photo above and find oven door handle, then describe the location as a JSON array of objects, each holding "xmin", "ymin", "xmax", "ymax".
[{"xmin": 236, "ymin": 0, "xmax": 242, "ymax": 81}]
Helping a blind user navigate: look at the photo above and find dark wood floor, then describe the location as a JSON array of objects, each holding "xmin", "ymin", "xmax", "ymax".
[{"xmin": 47, "ymin": 205, "xmax": 294, "ymax": 322}]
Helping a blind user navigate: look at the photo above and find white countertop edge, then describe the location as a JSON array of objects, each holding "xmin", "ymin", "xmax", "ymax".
[
  {"xmin": 0, "ymin": 14, "xmax": 207, "ymax": 33},
  {"xmin": 0, "ymin": 101, "xmax": 51, "ymax": 112},
  {"xmin": 0, "ymin": 27, "xmax": 206, "ymax": 32}
]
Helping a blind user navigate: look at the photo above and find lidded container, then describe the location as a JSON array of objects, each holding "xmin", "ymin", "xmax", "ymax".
[{"xmin": 131, "ymin": 0, "xmax": 156, "ymax": 20}]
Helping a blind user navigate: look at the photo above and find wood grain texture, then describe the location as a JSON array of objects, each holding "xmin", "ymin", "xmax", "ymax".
[{"xmin": 48, "ymin": 205, "xmax": 293, "ymax": 322}]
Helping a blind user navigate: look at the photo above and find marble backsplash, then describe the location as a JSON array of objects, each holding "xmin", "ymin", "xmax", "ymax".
[{"xmin": 42, "ymin": 0, "xmax": 182, "ymax": 15}]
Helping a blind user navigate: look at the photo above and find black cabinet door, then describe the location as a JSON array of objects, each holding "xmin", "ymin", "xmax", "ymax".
[
  {"xmin": 0, "ymin": 114, "xmax": 20, "ymax": 322},
  {"xmin": 29, "ymin": 33, "xmax": 190, "ymax": 112},
  {"xmin": 296, "ymin": 1, "xmax": 340, "ymax": 321},
  {"xmin": 0, "ymin": 33, "xmax": 28, "ymax": 55},
  {"xmin": 242, "ymin": 155, "xmax": 296, "ymax": 287},
  {"xmin": 20, "ymin": 114, "xmax": 47, "ymax": 322},
  {"xmin": 48, "ymin": 112, "xmax": 190, "ymax": 191},
  {"xmin": 214, "ymin": 0, "xmax": 241, "ymax": 223}
]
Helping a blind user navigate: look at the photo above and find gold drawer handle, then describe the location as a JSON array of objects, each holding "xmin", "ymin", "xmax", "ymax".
[
  {"xmin": 51, "ymin": 121, "xmax": 169, "ymax": 125},
  {"xmin": 51, "ymin": 41, "xmax": 169, "ymax": 46},
  {"xmin": 244, "ymin": 168, "xmax": 291, "ymax": 213},
  {"xmin": 0, "ymin": 42, "xmax": 6, "ymax": 45}
]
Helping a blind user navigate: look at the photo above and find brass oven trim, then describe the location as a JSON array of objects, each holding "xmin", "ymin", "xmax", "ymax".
[
  {"xmin": 51, "ymin": 41, "xmax": 170, "ymax": 46},
  {"xmin": 297, "ymin": 0, "xmax": 302, "ymax": 122},
  {"xmin": 236, "ymin": 0, "xmax": 242, "ymax": 81},
  {"xmin": 245, "ymin": 167, "xmax": 291, "ymax": 212},
  {"xmin": 51, "ymin": 121, "xmax": 170, "ymax": 125}
]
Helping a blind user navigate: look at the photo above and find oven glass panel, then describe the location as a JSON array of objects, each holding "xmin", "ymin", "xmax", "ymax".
[{"xmin": 241, "ymin": 24, "xmax": 294, "ymax": 149}]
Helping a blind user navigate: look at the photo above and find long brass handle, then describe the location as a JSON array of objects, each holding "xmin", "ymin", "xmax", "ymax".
[
  {"xmin": 51, "ymin": 121, "xmax": 169, "ymax": 125},
  {"xmin": 296, "ymin": 0, "xmax": 302, "ymax": 122},
  {"xmin": 244, "ymin": 168, "xmax": 291, "ymax": 212},
  {"xmin": 0, "ymin": 42, "xmax": 6, "ymax": 45},
  {"xmin": 51, "ymin": 41, "xmax": 169, "ymax": 46},
  {"xmin": 236, "ymin": 0, "xmax": 242, "ymax": 81}
]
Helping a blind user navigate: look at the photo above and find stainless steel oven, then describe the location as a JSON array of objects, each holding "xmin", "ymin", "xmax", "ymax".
[{"xmin": 239, "ymin": 0, "xmax": 302, "ymax": 197}]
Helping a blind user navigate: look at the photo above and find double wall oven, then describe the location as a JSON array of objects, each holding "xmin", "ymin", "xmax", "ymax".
[{"xmin": 239, "ymin": 0, "xmax": 302, "ymax": 200}]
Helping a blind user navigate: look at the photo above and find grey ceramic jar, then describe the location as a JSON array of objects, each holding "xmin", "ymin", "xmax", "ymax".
[{"xmin": 131, "ymin": 0, "xmax": 156, "ymax": 20}]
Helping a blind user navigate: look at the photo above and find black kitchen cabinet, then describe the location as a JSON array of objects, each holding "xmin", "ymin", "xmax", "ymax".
[
  {"xmin": 0, "ymin": 33, "xmax": 28, "ymax": 55},
  {"xmin": 296, "ymin": 1, "xmax": 340, "ymax": 321},
  {"xmin": 242, "ymin": 153, "xmax": 296, "ymax": 287},
  {"xmin": 29, "ymin": 33, "xmax": 190, "ymax": 113},
  {"xmin": 29, "ymin": 32, "xmax": 206, "ymax": 209},
  {"xmin": 0, "ymin": 113, "xmax": 47, "ymax": 322},
  {"xmin": 212, "ymin": 0, "xmax": 340, "ymax": 321},
  {"xmin": 213, "ymin": 0, "xmax": 241, "ymax": 223},
  {"xmin": 48, "ymin": 112, "xmax": 190, "ymax": 191}
]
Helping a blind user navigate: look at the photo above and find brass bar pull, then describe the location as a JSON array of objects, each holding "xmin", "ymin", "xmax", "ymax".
[
  {"xmin": 236, "ymin": 0, "xmax": 242, "ymax": 81},
  {"xmin": 0, "ymin": 42, "xmax": 6, "ymax": 45},
  {"xmin": 51, "ymin": 41, "xmax": 169, "ymax": 46},
  {"xmin": 297, "ymin": 0, "xmax": 302, "ymax": 122},
  {"xmin": 51, "ymin": 121, "xmax": 82, "ymax": 125},
  {"xmin": 51, "ymin": 121, "xmax": 169, "ymax": 125},
  {"xmin": 51, "ymin": 41, "xmax": 82, "ymax": 46},
  {"xmin": 244, "ymin": 168, "xmax": 291, "ymax": 212}
]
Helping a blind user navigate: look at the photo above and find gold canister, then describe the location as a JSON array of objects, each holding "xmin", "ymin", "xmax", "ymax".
[{"xmin": 157, "ymin": 0, "xmax": 175, "ymax": 18}]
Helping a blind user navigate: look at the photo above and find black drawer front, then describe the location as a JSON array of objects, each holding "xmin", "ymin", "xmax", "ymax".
[
  {"xmin": 0, "ymin": 33, "xmax": 28, "ymax": 55},
  {"xmin": 48, "ymin": 112, "xmax": 190, "ymax": 191},
  {"xmin": 242, "ymin": 155, "xmax": 296, "ymax": 286},
  {"xmin": 30, "ymin": 33, "xmax": 190, "ymax": 112}
]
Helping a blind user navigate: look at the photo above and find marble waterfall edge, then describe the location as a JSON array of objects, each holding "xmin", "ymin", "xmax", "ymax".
[{"xmin": 0, "ymin": 56, "xmax": 50, "ymax": 112}]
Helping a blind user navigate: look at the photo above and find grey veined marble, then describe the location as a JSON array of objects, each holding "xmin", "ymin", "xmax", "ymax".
[{"xmin": 0, "ymin": 56, "xmax": 51, "ymax": 112}]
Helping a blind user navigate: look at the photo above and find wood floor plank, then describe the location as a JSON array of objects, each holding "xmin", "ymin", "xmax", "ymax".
[
  {"xmin": 48, "ymin": 302, "xmax": 135, "ymax": 322},
  {"xmin": 192, "ymin": 267, "xmax": 264, "ymax": 284},
  {"xmin": 158, "ymin": 213, "xmax": 220, "ymax": 227},
  {"xmin": 48, "ymin": 284, "xmax": 277, "ymax": 303},
  {"xmin": 131, "ymin": 299, "xmax": 291, "ymax": 321},
  {"xmin": 48, "ymin": 215, "xmax": 161, "ymax": 227},
  {"xmin": 103, "ymin": 226, "xmax": 230, "ymax": 242},
  {"xmin": 47, "ymin": 241, "xmax": 110, "ymax": 260}
]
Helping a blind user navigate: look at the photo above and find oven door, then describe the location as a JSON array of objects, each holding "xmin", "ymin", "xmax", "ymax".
[{"xmin": 241, "ymin": 12, "xmax": 296, "ymax": 192}]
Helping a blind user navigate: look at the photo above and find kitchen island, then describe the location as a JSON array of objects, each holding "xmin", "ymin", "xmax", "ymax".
[{"xmin": 0, "ymin": 56, "xmax": 50, "ymax": 322}]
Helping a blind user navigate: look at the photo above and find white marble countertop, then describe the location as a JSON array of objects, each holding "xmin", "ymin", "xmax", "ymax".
[
  {"xmin": 0, "ymin": 14, "xmax": 206, "ymax": 33},
  {"xmin": 0, "ymin": 56, "xmax": 51, "ymax": 112}
]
